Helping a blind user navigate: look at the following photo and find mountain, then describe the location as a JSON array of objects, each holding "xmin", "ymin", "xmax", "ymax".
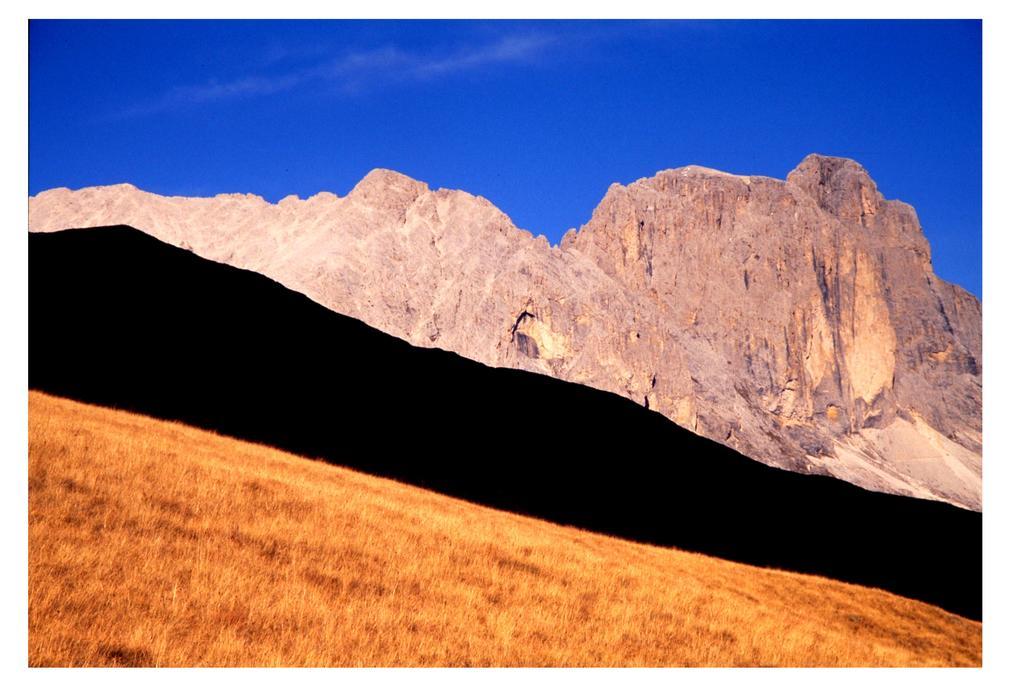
[
  {"xmin": 28, "ymin": 155, "xmax": 982, "ymax": 510},
  {"xmin": 29, "ymin": 226, "xmax": 981, "ymax": 618},
  {"xmin": 29, "ymin": 390, "xmax": 981, "ymax": 666}
]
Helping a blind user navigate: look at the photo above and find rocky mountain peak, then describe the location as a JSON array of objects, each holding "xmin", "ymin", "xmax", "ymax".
[
  {"xmin": 350, "ymin": 168, "xmax": 429, "ymax": 209},
  {"xmin": 346, "ymin": 169, "xmax": 430, "ymax": 223},
  {"xmin": 787, "ymin": 153, "xmax": 881, "ymax": 221}
]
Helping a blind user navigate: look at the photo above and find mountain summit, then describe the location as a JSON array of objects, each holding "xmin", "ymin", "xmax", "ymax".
[{"xmin": 28, "ymin": 155, "xmax": 982, "ymax": 509}]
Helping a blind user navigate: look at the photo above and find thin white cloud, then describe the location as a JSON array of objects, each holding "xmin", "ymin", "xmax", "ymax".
[
  {"xmin": 120, "ymin": 33, "xmax": 554, "ymax": 117},
  {"xmin": 408, "ymin": 34, "xmax": 554, "ymax": 78}
]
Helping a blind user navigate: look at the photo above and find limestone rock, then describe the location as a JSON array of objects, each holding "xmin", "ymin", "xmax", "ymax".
[{"xmin": 28, "ymin": 154, "xmax": 982, "ymax": 509}]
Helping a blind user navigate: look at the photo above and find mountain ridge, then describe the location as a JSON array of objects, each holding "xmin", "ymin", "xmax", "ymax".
[
  {"xmin": 28, "ymin": 225, "xmax": 981, "ymax": 619},
  {"xmin": 28, "ymin": 154, "xmax": 982, "ymax": 509}
]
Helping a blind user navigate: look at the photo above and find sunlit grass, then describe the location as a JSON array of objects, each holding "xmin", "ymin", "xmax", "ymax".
[{"xmin": 28, "ymin": 391, "xmax": 981, "ymax": 666}]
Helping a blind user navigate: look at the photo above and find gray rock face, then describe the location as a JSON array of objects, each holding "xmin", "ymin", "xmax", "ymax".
[{"xmin": 28, "ymin": 154, "xmax": 982, "ymax": 509}]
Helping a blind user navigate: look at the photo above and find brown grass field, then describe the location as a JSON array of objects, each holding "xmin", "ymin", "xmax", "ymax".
[{"xmin": 28, "ymin": 390, "xmax": 982, "ymax": 667}]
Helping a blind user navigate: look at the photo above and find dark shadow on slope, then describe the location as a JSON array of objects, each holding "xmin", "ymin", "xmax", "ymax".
[{"xmin": 29, "ymin": 226, "xmax": 981, "ymax": 620}]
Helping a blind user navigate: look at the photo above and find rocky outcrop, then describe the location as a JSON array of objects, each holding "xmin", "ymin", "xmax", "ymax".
[
  {"xmin": 563, "ymin": 156, "xmax": 981, "ymax": 508},
  {"xmin": 28, "ymin": 154, "xmax": 982, "ymax": 509}
]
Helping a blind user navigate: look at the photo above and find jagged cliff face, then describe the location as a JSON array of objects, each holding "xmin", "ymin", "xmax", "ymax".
[
  {"xmin": 563, "ymin": 156, "xmax": 981, "ymax": 508},
  {"xmin": 28, "ymin": 155, "xmax": 982, "ymax": 509}
]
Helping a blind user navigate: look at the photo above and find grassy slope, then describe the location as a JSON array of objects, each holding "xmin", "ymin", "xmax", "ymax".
[{"xmin": 28, "ymin": 391, "xmax": 981, "ymax": 667}]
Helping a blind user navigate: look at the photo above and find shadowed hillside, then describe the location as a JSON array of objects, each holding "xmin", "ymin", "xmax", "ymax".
[
  {"xmin": 29, "ymin": 391, "xmax": 981, "ymax": 666},
  {"xmin": 29, "ymin": 226, "xmax": 981, "ymax": 619}
]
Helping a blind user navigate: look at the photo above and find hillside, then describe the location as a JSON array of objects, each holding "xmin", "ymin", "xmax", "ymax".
[
  {"xmin": 28, "ymin": 391, "xmax": 981, "ymax": 666},
  {"xmin": 28, "ymin": 155, "xmax": 982, "ymax": 509},
  {"xmin": 28, "ymin": 226, "xmax": 981, "ymax": 618}
]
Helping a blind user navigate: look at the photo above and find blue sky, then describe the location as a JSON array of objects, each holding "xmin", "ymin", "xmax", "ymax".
[{"xmin": 29, "ymin": 20, "xmax": 982, "ymax": 296}]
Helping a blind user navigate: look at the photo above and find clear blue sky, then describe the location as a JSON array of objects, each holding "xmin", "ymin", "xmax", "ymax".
[{"xmin": 29, "ymin": 20, "xmax": 982, "ymax": 296}]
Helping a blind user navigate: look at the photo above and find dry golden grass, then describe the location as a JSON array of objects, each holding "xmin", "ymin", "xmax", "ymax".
[{"xmin": 28, "ymin": 390, "xmax": 981, "ymax": 667}]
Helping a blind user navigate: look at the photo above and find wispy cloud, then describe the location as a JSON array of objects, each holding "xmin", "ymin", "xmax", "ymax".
[
  {"xmin": 405, "ymin": 34, "xmax": 554, "ymax": 78},
  {"xmin": 120, "ymin": 33, "xmax": 554, "ymax": 118}
]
